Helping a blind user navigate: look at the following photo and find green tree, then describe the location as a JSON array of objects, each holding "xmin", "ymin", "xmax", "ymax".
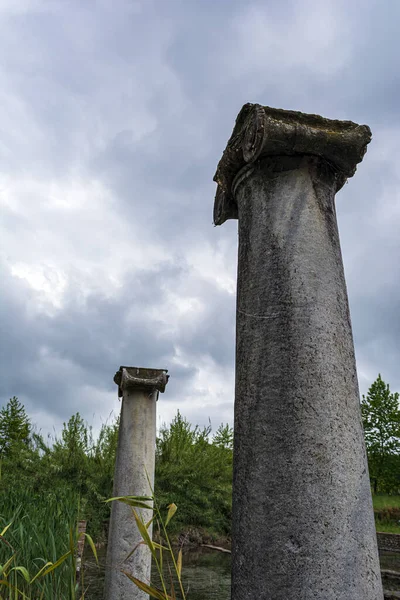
[
  {"xmin": 212, "ymin": 423, "xmax": 234, "ymax": 450},
  {"xmin": 85, "ymin": 417, "xmax": 120, "ymax": 534},
  {"xmin": 361, "ymin": 374, "xmax": 400, "ymax": 493},
  {"xmin": 52, "ymin": 413, "xmax": 91, "ymax": 493},
  {"xmin": 155, "ymin": 412, "xmax": 233, "ymax": 535},
  {"xmin": 0, "ymin": 397, "xmax": 45, "ymax": 493},
  {"xmin": 0, "ymin": 396, "xmax": 31, "ymax": 457}
]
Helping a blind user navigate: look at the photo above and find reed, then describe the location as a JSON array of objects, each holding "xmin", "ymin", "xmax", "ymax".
[{"xmin": 0, "ymin": 487, "xmax": 97, "ymax": 599}]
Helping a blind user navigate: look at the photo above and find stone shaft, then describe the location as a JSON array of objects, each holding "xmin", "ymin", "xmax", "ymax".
[
  {"xmin": 104, "ymin": 367, "xmax": 168, "ymax": 600},
  {"xmin": 229, "ymin": 154, "xmax": 383, "ymax": 599},
  {"xmin": 213, "ymin": 104, "xmax": 381, "ymax": 600}
]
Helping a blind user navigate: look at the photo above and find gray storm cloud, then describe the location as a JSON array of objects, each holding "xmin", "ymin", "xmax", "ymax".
[{"xmin": 0, "ymin": 0, "xmax": 399, "ymax": 433}]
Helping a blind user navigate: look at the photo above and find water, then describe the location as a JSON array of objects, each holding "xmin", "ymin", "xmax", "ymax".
[
  {"xmin": 82, "ymin": 546, "xmax": 231, "ymax": 599},
  {"xmin": 380, "ymin": 551, "xmax": 400, "ymax": 592},
  {"xmin": 82, "ymin": 547, "xmax": 400, "ymax": 598},
  {"xmin": 154, "ymin": 548, "xmax": 231, "ymax": 600},
  {"xmin": 380, "ymin": 550, "xmax": 400, "ymax": 572}
]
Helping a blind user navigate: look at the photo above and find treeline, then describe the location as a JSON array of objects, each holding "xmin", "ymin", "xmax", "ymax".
[
  {"xmin": 1, "ymin": 372, "xmax": 400, "ymax": 541},
  {"xmin": 0, "ymin": 398, "xmax": 233, "ymax": 539}
]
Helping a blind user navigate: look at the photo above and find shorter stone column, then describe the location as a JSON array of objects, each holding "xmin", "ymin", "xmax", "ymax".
[{"xmin": 104, "ymin": 366, "xmax": 168, "ymax": 600}]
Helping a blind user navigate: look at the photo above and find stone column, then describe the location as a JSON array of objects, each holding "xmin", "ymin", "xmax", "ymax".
[
  {"xmin": 104, "ymin": 366, "xmax": 169, "ymax": 600},
  {"xmin": 213, "ymin": 105, "xmax": 383, "ymax": 600}
]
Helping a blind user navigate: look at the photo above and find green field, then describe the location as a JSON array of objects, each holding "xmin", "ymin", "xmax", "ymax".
[
  {"xmin": 373, "ymin": 495, "xmax": 400, "ymax": 510},
  {"xmin": 373, "ymin": 495, "xmax": 400, "ymax": 534}
]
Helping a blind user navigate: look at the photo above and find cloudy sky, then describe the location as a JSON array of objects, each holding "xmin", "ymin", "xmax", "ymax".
[{"xmin": 0, "ymin": 0, "xmax": 399, "ymax": 437}]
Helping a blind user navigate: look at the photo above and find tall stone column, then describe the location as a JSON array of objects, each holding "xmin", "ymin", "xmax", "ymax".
[
  {"xmin": 213, "ymin": 105, "xmax": 383, "ymax": 599},
  {"xmin": 104, "ymin": 366, "xmax": 168, "ymax": 600}
]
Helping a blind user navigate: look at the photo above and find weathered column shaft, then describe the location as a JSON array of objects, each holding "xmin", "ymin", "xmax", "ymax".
[
  {"xmin": 234, "ymin": 156, "xmax": 381, "ymax": 599},
  {"xmin": 213, "ymin": 105, "xmax": 383, "ymax": 600},
  {"xmin": 104, "ymin": 367, "xmax": 168, "ymax": 600}
]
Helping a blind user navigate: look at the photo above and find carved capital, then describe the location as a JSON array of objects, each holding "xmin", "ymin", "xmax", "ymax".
[
  {"xmin": 213, "ymin": 103, "xmax": 372, "ymax": 225},
  {"xmin": 114, "ymin": 366, "xmax": 169, "ymax": 398}
]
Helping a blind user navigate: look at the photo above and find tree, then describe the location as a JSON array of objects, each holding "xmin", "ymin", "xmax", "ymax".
[
  {"xmin": 361, "ymin": 374, "xmax": 400, "ymax": 493},
  {"xmin": 212, "ymin": 423, "xmax": 234, "ymax": 450},
  {"xmin": 52, "ymin": 413, "xmax": 91, "ymax": 492},
  {"xmin": 155, "ymin": 412, "xmax": 233, "ymax": 534},
  {"xmin": 0, "ymin": 396, "xmax": 31, "ymax": 457},
  {"xmin": 86, "ymin": 417, "xmax": 120, "ymax": 533}
]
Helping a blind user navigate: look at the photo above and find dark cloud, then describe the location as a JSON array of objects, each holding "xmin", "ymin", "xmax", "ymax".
[
  {"xmin": 1, "ymin": 0, "xmax": 400, "ymax": 435},
  {"xmin": 0, "ymin": 253, "xmax": 235, "ymax": 427}
]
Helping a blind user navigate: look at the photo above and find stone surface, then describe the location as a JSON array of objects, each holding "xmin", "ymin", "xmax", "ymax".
[
  {"xmin": 114, "ymin": 366, "xmax": 169, "ymax": 397},
  {"xmin": 104, "ymin": 367, "xmax": 168, "ymax": 600},
  {"xmin": 214, "ymin": 106, "xmax": 382, "ymax": 599},
  {"xmin": 213, "ymin": 103, "xmax": 371, "ymax": 225}
]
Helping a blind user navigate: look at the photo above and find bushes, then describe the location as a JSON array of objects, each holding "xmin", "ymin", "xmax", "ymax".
[
  {"xmin": 155, "ymin": 412, "xmax": 233, "ymax": 536},
  {"xmin": 0, "ymin": 399, "xmax": 119, "ymax": 540},
  {"xmin": 0, "ymin": 397, "xmax": 233, "ymax": 539}
]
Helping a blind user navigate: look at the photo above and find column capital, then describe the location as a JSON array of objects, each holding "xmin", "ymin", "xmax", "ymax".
[
  {"xmin": 213, "ymin": 103, "xmax": 372, "ymax": 225},
  {"xmin": 114, "ymin": 366, "xmax": 169, "ymax": 398}
]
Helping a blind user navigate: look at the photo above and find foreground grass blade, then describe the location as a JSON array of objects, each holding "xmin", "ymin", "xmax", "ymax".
[
  {"xmin": 153, "ymin": 542, "xmax": 169, "ymax": 552},
  {"xmin": 165, "ymin": 504, "xmax": 177, "ymax": 527},
  {"xmin": 29, "ymin": 561, "xmax": 53, "ymax": 584},
  {"xmin": 131, "ymin": 509, "xmax": 156, "ymax": 559},
  {"xmin": 168, "ymin": 563, "xmax": 176, "ymax": 600},
  {"xmin": 9, "ymin": 565, "xmax": 30, "ymax": 583},
  {"xmin": 0, "ymin": 523, "xmax": 12, "ymax": 537},
  {"xmin": 106, "ymin": 496, "xmax": 153, "ymax": 509},
  {"xmin": 123, "ymin": 540, "xmax": 146, "ymax": 563},
  {"xmin": 39, "ymin": 550, "xmax": 72, "ymax": 577},
  {"xmin": 177, "ymin": 549, "xmax": 182, "ymax": 579},
  {"xmin": 122, "ymin": 571, "xmax": 171, "ymax": 600},
  {"xmin": 146, "ymin": 515, "xmax": 156, "ymax": 529},
  {"xmin": 0, "ymin": 554, "xmax": 15, "ymax": 576},
  {"xmin": 83, "ymin": 533, "xmax": 98, "ymax": 565}
]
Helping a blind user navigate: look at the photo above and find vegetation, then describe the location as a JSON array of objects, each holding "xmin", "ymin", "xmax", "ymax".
[
  {"xmin": 0, "ymin": 400, "xmax": 119, "ymax": 541},
  {"xmin": 0, "ymin": 397, "xmax": 232, "ymax": 597},
  {"xmin": 360, "ymin": 375, "xmax": 400, "ymax": 533},
  {"xmin": 0, "ymin": 397, "xmax": 30, "ymax": 456},
  {"xmin": 155, "ymin": 412, "xmax": 233, "ymax": 537},
  {"xmin": 372, "ymin": 521, "xmax": 400, "ymax": 534},
  {"xmin": 372, "ymin": 495, "xmax": 400, "ymax": 534},
  {"xmin": 0, "ymin": 488, "xmax": 96, "ymax": 599},
  {"xmin": 372, "ymin": 495, "xmax": 400, "ymax": 511},
  {"xmin": 0, "ymin": 399, "xmax": 112, "ymax": 598},
  {"xmin": 2, "ymin": 373, "xmax": 400, "ymax": 596},
  {"xmin": 0, "ymin": 397, "xmax": 232, "ymax": 539},
  {"xmin": 362, "ymin": 374, "xmax": 400, "ymax": 494},
  {"xmin": 107, "ymin": 495, "xmax": 187, "ymax": 599}
]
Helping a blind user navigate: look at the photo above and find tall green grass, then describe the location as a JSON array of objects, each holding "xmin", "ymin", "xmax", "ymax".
[
  {"xmin": 373, "ymin": 495, "xmax": 400, "ymax": 510},
  {"xmin": 0, "ymin": 487, "xmax": 95, "ymax": 599},
  {"xmin": 375, "ymin": 522, "xmax": 400, "ymax": 534},
  {"xmin": 372, "ymin": 495, "xmax": 400, "ymax": 534}
]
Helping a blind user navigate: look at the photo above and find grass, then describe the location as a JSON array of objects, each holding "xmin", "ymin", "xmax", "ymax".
[
  {"xmin": 373, "ymin": 495, "xmax": 400, "ymax": 510},
  {"xmin": 372, "ymin": 495, "xmax": 400, "ymax": 534},
  {"xmin": 0, "ymin": 487, "xmax": 97, "ymax": 599},
  {"xmin": 375, "ymin": 521, "xmax": 400, "ymax": 534}
]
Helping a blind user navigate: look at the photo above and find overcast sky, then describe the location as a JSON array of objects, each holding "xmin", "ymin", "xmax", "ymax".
[{"xmin": 0, "ymin": 0, "xmax": 399, "ymax": 437}]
